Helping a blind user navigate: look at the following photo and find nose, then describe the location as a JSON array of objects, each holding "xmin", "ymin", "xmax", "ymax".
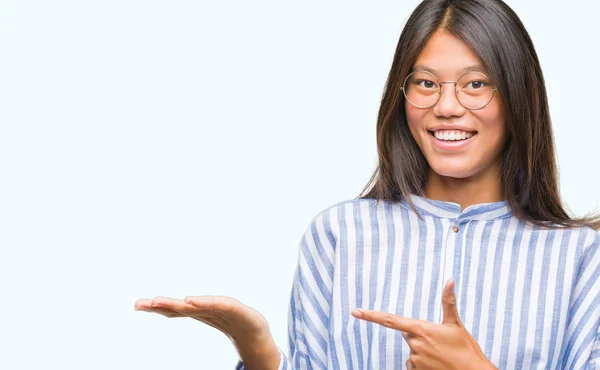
[{"xmin": 432, "ymin": 82, "xmax": 466, "ymax": 117}]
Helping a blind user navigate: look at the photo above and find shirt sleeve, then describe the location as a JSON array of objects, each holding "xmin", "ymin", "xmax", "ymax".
[
  {"xmin": 586, "ymin": 329, "xmax": 600, "ymax": 369},
  {"xmin": 235, "ymin": 214, "xmax": 336, "ymax": 370},
  {"xmin": 563, "ymin": 230, "xmax": 600, "ymax": 369}
]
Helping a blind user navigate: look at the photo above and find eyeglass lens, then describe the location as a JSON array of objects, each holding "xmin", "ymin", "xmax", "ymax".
[{"xmin": 402, "ymin": 71, "xmax": 494, "ymax": 109}]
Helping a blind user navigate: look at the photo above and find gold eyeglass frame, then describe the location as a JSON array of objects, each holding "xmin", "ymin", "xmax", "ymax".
[{"xmin": 399, "ymin": 70, "xmax": 497, "ymax": 110}]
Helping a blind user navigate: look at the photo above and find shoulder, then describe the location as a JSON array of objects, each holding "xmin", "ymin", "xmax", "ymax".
[
  {"xmin": 522, "ymin": 221, "xmax": 599, "ymax": 241},
  {"xmin": 301, "ymin": 198, "xmax": 415, "ymax": 247},
  {"xmin": 524, "ymin": 223, "xmax": 599, "ymax": 252},
  {"xmin": 578, "ymin": 226, "xmax": 600, "ymax": 260},
  {"xmin": 304, "ymin": 198, "xmax": 398, "ymax": 229},
  {"xmin": 300, "ymin": 198, "xmax": 385, "ymax": 243},
  {"xmin": 581, "ymin": 226, "xmax": 600, "ymax": 244},
  {"xmin": 306, "ymin": 198, "xmax": 374, "ymax": 222}
]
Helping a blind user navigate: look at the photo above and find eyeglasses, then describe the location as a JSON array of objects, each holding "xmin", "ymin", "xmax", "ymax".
[{"xmin": 400, "ymin": 70, "xmax": 497, "ymax": 110}]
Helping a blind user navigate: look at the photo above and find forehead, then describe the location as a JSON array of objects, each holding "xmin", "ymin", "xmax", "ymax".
[{"xmin": 412, "ymin": 30, "xmax": 489, "ymax": 78}]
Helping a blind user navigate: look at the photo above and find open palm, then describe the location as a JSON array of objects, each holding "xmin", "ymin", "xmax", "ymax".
[{"xmin": 134, "ymin": 295, "xmax": 280, "ymax": 369}]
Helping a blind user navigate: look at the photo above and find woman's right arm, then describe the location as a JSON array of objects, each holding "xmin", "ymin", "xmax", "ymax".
[{"xmin": 134, "ymin": 213, "xmax": 336, "ymax": 370}]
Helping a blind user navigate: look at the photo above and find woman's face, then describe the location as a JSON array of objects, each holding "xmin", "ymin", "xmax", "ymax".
[{"xmin": 405, "ymin": 30, "xmax": 506, "ymax": 181}]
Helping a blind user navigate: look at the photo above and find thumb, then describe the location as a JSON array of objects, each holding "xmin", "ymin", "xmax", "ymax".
[{"xmin": 441, "ymin": 278, "xmax": 462, "ymax": 327}]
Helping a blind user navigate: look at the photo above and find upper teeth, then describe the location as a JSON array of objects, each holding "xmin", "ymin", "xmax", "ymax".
[{"xmin": 433, "ymin": 130, "xmax": 475, "ymax": 141}]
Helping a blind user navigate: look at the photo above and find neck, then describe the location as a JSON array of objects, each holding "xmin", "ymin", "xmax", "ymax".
[{"xmin": 423, "ymin": 166, "xmax": 503, "ymax": 211}]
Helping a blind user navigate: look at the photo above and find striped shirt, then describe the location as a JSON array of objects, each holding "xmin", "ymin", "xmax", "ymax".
[{"xmin": 237, "ymin": 194, "xmax": 600, "ymax": 369}]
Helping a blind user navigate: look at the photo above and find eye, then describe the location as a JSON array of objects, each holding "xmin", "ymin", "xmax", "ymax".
[
  {"xmin": 413, "ymin": 79, "xmax": 438, "ymax": 89},
  {"xmin": 464, "ymin": 80, "xmax": 489, "ymax": 89}
]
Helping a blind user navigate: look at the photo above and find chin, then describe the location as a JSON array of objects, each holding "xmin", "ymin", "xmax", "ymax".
[{"xmin": 429, "ymin": 162, "xmax": 479, "ymax": 179}]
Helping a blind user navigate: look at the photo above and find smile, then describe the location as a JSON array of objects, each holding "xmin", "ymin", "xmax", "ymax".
[
  {"xmin": 429, "ymin": 129, "xmax": 477, "ymax": 141},
  {"xmin": 427, "ymin": 129, "xmax": 478, "ymax": 151}
]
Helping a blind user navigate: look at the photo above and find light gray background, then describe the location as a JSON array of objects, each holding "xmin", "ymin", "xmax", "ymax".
[{"xmin": 0, "ymin": 1, "xmax": 598, "ymax": 369}]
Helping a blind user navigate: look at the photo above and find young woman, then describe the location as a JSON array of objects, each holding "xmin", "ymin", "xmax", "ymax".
[{"xmin": 135, "ymin": 0, "xmax": 600, "ymax": 368}]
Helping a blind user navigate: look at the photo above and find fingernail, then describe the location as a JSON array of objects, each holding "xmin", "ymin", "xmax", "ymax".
[
  {"xmin": 446, "ymin": 279, "xmax": 455, "ymax": 290},
  {"xmin": 351, "ymin": 309, "xmax": 363, "ymax": 318}
]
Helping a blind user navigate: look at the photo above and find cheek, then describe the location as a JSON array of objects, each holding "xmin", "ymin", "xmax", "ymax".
[
  {"xmin": 476, "ymin": 105, "xmax": 506, "ymax": 146},
  {"xmin": 405, "ymin": 104, "xmax": 428, "ymax": 140}
]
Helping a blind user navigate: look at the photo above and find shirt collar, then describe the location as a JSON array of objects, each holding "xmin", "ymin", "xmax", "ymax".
[{"xmin": 400, "ymin": 193, "xmax": 513, "ymax": 221}]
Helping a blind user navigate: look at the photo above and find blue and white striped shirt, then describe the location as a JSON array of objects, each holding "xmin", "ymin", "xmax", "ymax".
[{"xmin": 237, "ymin": 194, "xmax": 600, "ymax": 369}]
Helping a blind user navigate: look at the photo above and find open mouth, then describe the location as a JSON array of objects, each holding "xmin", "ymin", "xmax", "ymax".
[{"xmin": 428, "ymin": 130, "xmax": 478, "ymax": 141}]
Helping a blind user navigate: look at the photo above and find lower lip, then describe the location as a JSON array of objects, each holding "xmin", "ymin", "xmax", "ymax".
[{"xmin": 429, "ymin": 131, "xmax": 477, "ymax": 150}]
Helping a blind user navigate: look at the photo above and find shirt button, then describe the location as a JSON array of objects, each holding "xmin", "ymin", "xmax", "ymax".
[{"xmin": 452, "ymin": 225, "xmax": 459, "ymax": 233}]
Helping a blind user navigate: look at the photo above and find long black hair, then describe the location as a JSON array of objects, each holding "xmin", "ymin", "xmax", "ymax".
[{"xmin": 359, "ymin": 0, "xmax": 600, "ymax": 230}]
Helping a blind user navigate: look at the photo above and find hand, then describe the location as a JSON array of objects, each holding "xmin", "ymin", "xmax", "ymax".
[
  {"xmin": 351, "ymin": 279, "xmax": 497, "ymax": 370},
  {"xmin": 134, "ymin": 295, "xmax": 280, "ymax": 370}
]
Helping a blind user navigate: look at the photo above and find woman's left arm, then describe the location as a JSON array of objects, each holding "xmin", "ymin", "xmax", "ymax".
[
  {"xmin": 586, "ymin": 329, "xmax": 600, "ymax": 369},
  {"xmin": 352, "ymin": 279, "xmax": 497, "ymax": 370},
  {"xmin": 568, "ymin": 231, "xmax": 600, "ymax": 369}
]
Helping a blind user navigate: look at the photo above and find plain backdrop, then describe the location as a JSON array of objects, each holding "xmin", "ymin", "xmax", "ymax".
[{"xmin": 0, "ymin": 0, "xmax": 599, "ymax": 369}]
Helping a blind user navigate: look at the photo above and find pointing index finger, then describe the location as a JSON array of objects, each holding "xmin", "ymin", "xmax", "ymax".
[{"xmin": 351, "ymin": 308, "xmax": 427, "ymax": 336}]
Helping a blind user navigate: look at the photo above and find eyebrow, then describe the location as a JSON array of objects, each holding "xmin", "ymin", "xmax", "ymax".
[{"xmin": 411, "ymin": 64, "xmax": 489, "ymax": 76}]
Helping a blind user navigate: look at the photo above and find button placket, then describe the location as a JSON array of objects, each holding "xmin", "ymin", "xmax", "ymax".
[{"xmin": 439, "ymin": 219, "xmax": 459, "ymax": 322}]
